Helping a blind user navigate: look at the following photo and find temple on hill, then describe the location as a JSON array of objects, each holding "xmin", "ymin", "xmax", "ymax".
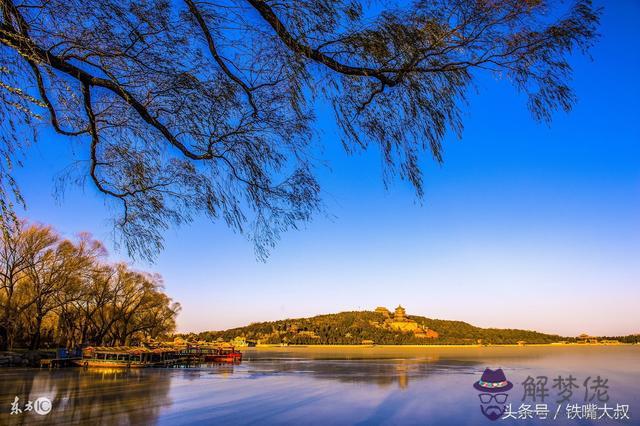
[
  {"xmin": 375, "ymin": 306, "xmax": 391, "ymax": 317},
  {"xmin": 375, "ymin": 305, "xmax": 439, "ymax": 338}
]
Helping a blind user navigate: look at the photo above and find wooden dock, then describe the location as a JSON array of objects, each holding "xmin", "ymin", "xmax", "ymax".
[
  {"xmin": 40, "ymin": 357, "xmax": 82, "ymax": 368},
  {"xmin": 38, "ymin": 344, "xmax": 241, "ymax": 368}
]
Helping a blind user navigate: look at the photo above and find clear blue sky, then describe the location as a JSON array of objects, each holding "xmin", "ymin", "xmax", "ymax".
[{"xmin": 13, "ymin": 0, "xmax": 639, "ymax": 336}]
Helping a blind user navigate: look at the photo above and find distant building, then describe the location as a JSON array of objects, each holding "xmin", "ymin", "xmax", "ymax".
[
  {"xmin": 375, "ymin": 305, "xmax": 439, "ymax": 338},
  {"xmin": 578, "ymin": 333, "xmax": 598, "ymax": 344},
  {"xmin": 375, "ymin": 307, "xmax": 391, "ymax": 317},
  {"xmin": 388, "ymin": 305, "xmax": 419, "ymax": 332},
  {"xmin": 414, "ymin": 328, "xmax": 439, "ymax": 339},
  {"xmin": 394, "ymin": 305, "xmax": 406, "ymax": 320}
]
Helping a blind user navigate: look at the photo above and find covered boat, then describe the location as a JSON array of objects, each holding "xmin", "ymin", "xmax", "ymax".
[
  {"xmin": 74, "ymin": 346, "xmax": 179, "ymax": 368},
  {"xmin": 203, "ymin": 345, "xmax": 242, "ymax": 363}
]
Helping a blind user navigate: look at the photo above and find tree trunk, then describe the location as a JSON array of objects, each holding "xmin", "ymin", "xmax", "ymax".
[
  {"xmin": 0, "ymin": 325, "xmax": 8, "ymax": 351},
  {"xmin": 29, "ymin": 315, "xmax": 44, "ymax": 350}
]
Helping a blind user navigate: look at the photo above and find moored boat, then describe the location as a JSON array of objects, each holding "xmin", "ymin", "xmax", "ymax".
[
  {"xmin": 203, "ymin": 345, "xmax": 242, "ymax": 363},
  {"xmin": 74, "ymin": 346, "xmax": 179, "ymax": 368}
]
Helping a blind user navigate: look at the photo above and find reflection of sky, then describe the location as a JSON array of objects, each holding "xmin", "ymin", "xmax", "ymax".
[
  {"xmin": 144, "ymin": 347, "xmax": 640, "ymax": 425},
  {"xmin": 11, "ymin": 1, "xmax": 640, "ymax": 335},
  {"xmin": 1, "ymin": 347, "xmax": 637, "ymax": 425}
]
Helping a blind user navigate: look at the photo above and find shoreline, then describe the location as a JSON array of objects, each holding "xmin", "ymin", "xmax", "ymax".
[
  {"xmin": 1, "ymin": 343, "xmax": 634, "ymax": 367},
  {"xmin": 247, "ymin": 342, "xmax": 634, "ymax": 349},
  {"xmin": 1, "ymin": 343, "xmax": 636, "ymax": 369}
]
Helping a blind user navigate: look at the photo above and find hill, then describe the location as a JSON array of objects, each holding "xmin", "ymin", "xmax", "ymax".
[{"xmin": 188, "ymin": 308, "xmax": 567, "ymax": 345}]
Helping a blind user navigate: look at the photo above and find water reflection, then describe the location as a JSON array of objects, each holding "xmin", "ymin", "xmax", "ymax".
[
  {"xmin": 0, "ymin": 368, "xmax": 172, "ymax": 425},
  {"xmin": 243, "ymin": 357, "xmax": 482, "ymax": 390},
  {"xmin": 0, "ymin": 346, "xmax": 638, "ymax": 425}
]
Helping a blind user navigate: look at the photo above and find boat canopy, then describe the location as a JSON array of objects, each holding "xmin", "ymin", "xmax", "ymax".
[{"xmin": 83, "ymin": 346, "xmax": 175, "ymax": 355}]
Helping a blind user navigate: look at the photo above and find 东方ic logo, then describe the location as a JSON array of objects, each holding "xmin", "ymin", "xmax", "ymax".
[{"xmin": 33, "ymin": 397, "xmax": 52, "ymax": 415}]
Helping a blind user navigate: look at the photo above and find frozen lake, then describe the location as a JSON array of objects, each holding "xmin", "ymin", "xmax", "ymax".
[{"xmin": 0, "ymin": 346, "xmax": 637, "ymax": 425}]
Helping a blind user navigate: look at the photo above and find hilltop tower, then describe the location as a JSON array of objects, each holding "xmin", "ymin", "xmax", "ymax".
[
  {"xmin": 375, "ymin": 304, "xmax": 439, "ymax": 338},
  {"xmin": 394, "ymin": 305, "xmax": 406, "ymax": 321}
]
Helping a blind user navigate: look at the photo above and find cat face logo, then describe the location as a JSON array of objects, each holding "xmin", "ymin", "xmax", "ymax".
[{"xmin": 473, "ymin": 368, "xmax": 513, "ymax": 421}]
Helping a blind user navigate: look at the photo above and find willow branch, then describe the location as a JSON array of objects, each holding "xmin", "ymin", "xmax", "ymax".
[
  {"xmin": 80, "ymin": 82, "xmax": 127, "ymax": 201},
  {"xmin": 27, "ymin": 61, "xmax": 87, "ymax": 136},
  {"xmin": 0, "ymin": 23, "xmax": 212, "ymax": 161},
  {"xmin": 185, "ymin": 0, "xmax": 258, "ymax": 116},
  {"xmin": 245, "ymin": 0, "xmax": 398, "ymax": 86}
]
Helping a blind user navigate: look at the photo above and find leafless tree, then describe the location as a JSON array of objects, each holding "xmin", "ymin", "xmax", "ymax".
[
  {"xmin": 0, "ymin": 0, "xmax": 600, "ymax": 259},
  {"xmin": 0, "ymin": 220, "xmax": 55, "ymax": 349},
  {"xmin": 0, "ymin": 220, "xmax": 179, "ymax": 349},
  {"xmin": 23, "ymin": 232, "xmax": 105, "ymax": 348}
]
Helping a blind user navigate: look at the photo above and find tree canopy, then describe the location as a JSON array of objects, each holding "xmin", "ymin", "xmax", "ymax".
[
  {"xmin": 0, "ymin": 0, "xmax": 600, "ymax": 259},
  {"xmin": 0, "ymin": 220, "xmax": 180, "ymax": 350}
]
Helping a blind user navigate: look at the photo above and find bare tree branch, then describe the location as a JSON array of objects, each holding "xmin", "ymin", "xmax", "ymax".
[{"xmin": 185, "ymin": 0, "xmax": 258, "ymax": 116}]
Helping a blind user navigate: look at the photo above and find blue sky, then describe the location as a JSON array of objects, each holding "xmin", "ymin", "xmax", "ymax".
[{"xmin": 13, "ymin": 0, "xmax": 639, "ymax": 336}]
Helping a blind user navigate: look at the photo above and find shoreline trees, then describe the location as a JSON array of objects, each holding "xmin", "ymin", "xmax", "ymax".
[{"xmin": 0, "ymin": 220, "xmax": 180, "ymax": 350}]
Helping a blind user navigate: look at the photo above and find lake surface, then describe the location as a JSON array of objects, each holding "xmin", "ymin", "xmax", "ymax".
[{"xmin": 0, "ymin": 346, "xmax": 637, "ymax": 425}]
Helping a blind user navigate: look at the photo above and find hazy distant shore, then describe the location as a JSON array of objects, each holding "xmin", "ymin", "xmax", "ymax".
[
  {"xmin": 248, "ymin": 342, "xmax": 633, "ymax": 349},
  {"xmin": 239, "ymin": 343, "xmax": 639, "ymax": 362}
]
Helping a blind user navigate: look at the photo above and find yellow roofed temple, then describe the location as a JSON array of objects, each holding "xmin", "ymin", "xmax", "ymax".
[{"xmin": 376, "ymin": 305, "xmax": 439, "ymax": 338}]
